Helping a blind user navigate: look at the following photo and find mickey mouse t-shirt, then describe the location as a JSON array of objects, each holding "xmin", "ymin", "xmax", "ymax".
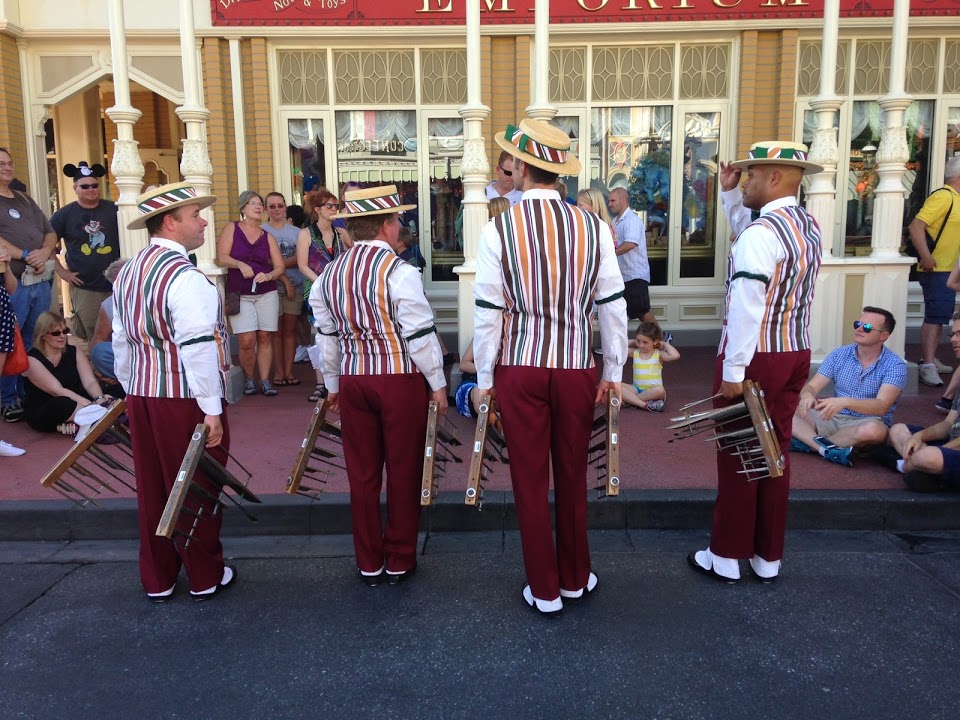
[{"xmin": 50, "ymin": 200, "xmax": 120, "ymax": 292}]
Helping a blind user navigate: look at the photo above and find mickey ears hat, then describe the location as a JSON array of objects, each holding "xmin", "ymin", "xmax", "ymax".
[{"xmin": 63, "ymin": 162, "xmax": 107, "ymax": 181}]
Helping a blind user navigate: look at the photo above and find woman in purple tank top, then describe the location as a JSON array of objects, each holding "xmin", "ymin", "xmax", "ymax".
[{"xmin": 216, "ymin": 191, "xmax": 285, "ymax": 397}]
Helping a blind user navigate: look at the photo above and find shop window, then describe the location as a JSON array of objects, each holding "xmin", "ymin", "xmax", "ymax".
[
  {"xmin": 591, "ymin": 105, "xmax": 673, "ymax": 285},
  {"xmin": 679, "ymin": 45, "xmax": 728, "ymax": 99},
  {"xmin": 420, "ymin": 51, "xmax": 467, "ymax": 105},
  {"xmin": 278, "ymin": 51, "xmax": 328, "ymax": 105},
  {"xmin": 288, "ymin": 119, "xmax": 327, "ymax": 207},
  {"xmin": 592, "ymin": 46, "xmax": 673, "ymax": 102},
  {"xmin": 333, "ymin": 51, "xmax": 415, "ymax": 105},
  {"xmin": 550, "ymin": 48, "xmax": 586, "ymax": 103},
  {"xmin": 944, "ymin": 42, "xmax": 960, "ymax": 94},
  {"xmin": 843, "ymin": 99, "xmax": 933, "ymax": 256},
  {"xmin": 797, "ymin": 41, "xmax": 848, "ymax": 97},
  {"xmin": 946, "ymin": 106, "xmax": 960, "ymax": 160},
  {"xmin": 679, "ymin": 112, "xmax": 722, "ymax": 279},
  {"xmin": 425, "ymin": 118, "xmax": 464, "ymax": 282}
]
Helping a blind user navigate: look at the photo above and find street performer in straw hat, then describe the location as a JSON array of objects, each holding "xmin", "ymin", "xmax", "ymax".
[
  {"xmin": 309, "ymin": 184, "xmax": 446, "ymax": 587},
  {"xmin": 112, "ymin": 182, "xmax": 236, "ymax": 602},
  {"xmin": 474, "ymin": 119, "xmax": 628, "ymax": 617},
  {"xmin": 688, "ymin": 141, "xmax": 823, "ymax": 584}
]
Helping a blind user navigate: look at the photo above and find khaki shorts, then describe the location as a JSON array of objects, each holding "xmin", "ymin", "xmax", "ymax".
[
  {"xmin": 230, "ymin": 292, "xmax": 279, "ymax": 334},
  {"xmin": 279, "ymin": 290, "xmax": 304, "ymax": 316},
  {"xmin": 813, "ymin": 411, "xmax": 884, "ymax": 438}
]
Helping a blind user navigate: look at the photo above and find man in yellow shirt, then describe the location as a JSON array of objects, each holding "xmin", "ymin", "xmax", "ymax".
[{"xmin": 910, "ymin": 157, "xmax": 960, "ymax": 387}]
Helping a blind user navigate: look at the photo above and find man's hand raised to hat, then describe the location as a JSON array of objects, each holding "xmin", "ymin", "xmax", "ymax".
[{"xmin": 719, "ymin": 161, "xmax": 742, "ymax": 192}]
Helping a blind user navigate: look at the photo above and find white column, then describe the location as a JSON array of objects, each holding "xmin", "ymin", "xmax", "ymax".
[
  {"xmin": 177, "ymin": 0, "xmax": 219, "ymax": 275},
  {"xmin": 229, "ymin": 38, "xmax": 249, "ymax": 191},
  {"xmin": 867, "ymin": 0, "xmax": 914, "ymax": 359},
  {"xmin": 524, "ymin": 0, "xmax": 556, "ymax": 120},
  {"xmin": 804, "ymin": 0, "xmax": 846, "ymax": 360},
  {"xmin": 15, "ymin": 41, "xmax": 50, "ymax": 211},
  {"xmin": 454, "ymin": 0, "xmax": 491, "ymax": 355},
  {"xmin": 105, "ymin": 0, "xmax": 145, "ymax": 260}
]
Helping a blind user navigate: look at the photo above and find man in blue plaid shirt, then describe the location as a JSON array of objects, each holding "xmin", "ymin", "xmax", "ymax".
[{"xmin": 791, "ymin": 306, "xmax": 907, "ymax": 467}]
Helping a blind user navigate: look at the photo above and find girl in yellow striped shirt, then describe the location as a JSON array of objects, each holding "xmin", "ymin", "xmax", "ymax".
[{"xmin": 621, "ymin": 322, "xmax": 680, "ymax": 412}]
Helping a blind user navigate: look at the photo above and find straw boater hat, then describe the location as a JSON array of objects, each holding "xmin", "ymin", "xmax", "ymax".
[
  {"xmin": 495, "ymin": 118, "xmax": 581, "ymax": 176},
  {"xmin": 127, "ymin": 182, "xmax": 217, "ymax": 231},
  {"xmin": 335, "ymin": 184, "xmax": 416, "ymax": 219},
  {"xmin": 730, "ymin": 141, "xmax": 823, "ymax": 175}
]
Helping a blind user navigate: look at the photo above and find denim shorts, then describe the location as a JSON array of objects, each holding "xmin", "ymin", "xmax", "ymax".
[
  {"xmin": 918, "ymin": 271, "xmax": 957, "ymax": 325},
  {"xmin": 906, "ymin": 423, "xmax": 960, "ymax": 482}
]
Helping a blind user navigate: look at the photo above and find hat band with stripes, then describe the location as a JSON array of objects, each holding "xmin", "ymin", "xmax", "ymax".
[
  {"xmin": 748, "ymin": 146, "xmax": 809, "ymax": 163},
  {"xmin": 341, "ymin": 193, "xmax": 403, "ymax": 215},
  {"xmin": 505, "ymin": 124, "xmax": 569, "ymax": 166},
  {"xmin": 136, "ymin": 186, "xmax": 202, "ymax": 217}
]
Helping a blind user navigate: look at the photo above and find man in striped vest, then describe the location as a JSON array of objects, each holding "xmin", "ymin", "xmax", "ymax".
[
  {"xmin": 688, "ymin": 141, "xmax": 823, "ymax": 584},
  {"xmin": 310, "ymin": 185, "xmax": 447, "ymax": 587},
  {"xmin": 112, "ymin": 182, "xmax": 236, "ymax": 602},
  {"xmin": 474, "ymin": 119, "xmax": 628, "ymax": 617}
]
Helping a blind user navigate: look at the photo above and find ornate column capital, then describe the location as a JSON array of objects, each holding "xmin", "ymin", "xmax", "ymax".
[
  {"xmin": 111, "ymin": 138, "xmax": 145, "ymax": 179},
  {"xmin": 180, "ymin": 138, "xmax": 214, "ymax": 179},
  {"xmin": 461, "ymin": 138, "xmax": 490, "ymax": 179}
]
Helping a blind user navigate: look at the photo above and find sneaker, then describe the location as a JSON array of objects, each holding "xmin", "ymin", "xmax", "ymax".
[
  {"xmin": 260, "ymin": 380, "xmax": 278, "ymax": 397},
  {"xmin": 935, "ymin": 397, "xmax": 953, "ymax": 413},
  {"xmin": 1, "ymin": 403, "xmax": 24, "ymax": 423},
  {"xmin": 294, "ymin": 346, "xmax": 311, "ymax": 363},
  {"xmin": 934, "ymin": 357, "xmax": 954, "ymax": 374},
  {"xmin": 242, "ymin": 378, "xmax": 257, "ymax": 396},
  {"xmin": 0, "ymin": 440, "xmax": 25, "ymax": 457},
  {"xmin": 823, "ymin": 444, "xmax": 855, "ymax": 467},
  {"xmin": 919, "ymin": 364, "xmax": 944, "ymax": 387},
  {"xmin": 789, "ymin": 437, "xmax": 815, "ymax": 454},
  {"xmin": 645, "ymin": 399, "xmax": 665, "ymax": 412}
]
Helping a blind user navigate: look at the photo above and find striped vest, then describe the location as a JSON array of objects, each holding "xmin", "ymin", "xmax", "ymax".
[
  {"xmin": 721, "ymin": 205, "xmax": 821, "ymax": 354},
  {"xmin": 114, "ymin": 244, "xmax": 229, "ymax": 398},
  {"xmin": 318, "ymin": 243, "xmax": 417, "ymax": 376},
  {"xmin": 494, "ymin": 198, "xmax": 603, "ymax": 370}
]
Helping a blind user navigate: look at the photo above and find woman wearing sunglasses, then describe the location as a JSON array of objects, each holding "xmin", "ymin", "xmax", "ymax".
[{"xmin": 22, "ymin": 311, "xmax": 110, "ymax": 435}]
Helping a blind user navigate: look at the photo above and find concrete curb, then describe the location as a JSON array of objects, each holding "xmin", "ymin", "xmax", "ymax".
[{"xmin": 2, "ymin": 489, "xmax": 959, "ymax": 541}]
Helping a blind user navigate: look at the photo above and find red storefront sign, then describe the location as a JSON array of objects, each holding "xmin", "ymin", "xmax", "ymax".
[{"xmin": 212, "ymin": 0, "xmax": 956, "ymax": 27}]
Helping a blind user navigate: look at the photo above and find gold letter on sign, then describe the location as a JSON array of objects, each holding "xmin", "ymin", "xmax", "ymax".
[
  {"xmin": 578, "ymin": 0, "xmax": 608, "ymax": 10},
  {"xmin": 623, "ymin": 0, "xmax": 665, "ymax": 9},
  {"xmin": 759, "ymin": 0, "xmax": 808, "ymax": 6},
  {"xmin": 714, "ymin": 0, "xmax": 741, "ymax": 7},
  {"xmin": 482, "ymin": 0, "xmax": 513, "ymax": 10},
  {"xmin": 418, "ymin": 0, "xmax": 454, "ymax": 11}
]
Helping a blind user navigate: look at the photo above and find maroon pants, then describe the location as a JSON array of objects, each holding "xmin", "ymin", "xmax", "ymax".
[
  {"xmin": 496, "ymin": 365, "xmax": 596, "ymax": 600},
  {"xmin": 339, "ymin": 373, "xmax": 429, "ymax": 574},
  {"xmin": 709, "ymin": 351, "xmax": 810, "ymax": 561},
  {"xmin": 126, "ymin": 396, "xmax": 230, "ymax": 594}
]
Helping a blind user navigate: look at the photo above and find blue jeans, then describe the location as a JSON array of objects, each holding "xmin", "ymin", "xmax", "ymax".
[
  {"xmin": 90, "ymin": 342, "xmax": 116, "ymax": 379},
  {"xmin": 1, "ymin": 279, "xmax": 52, "ymax": 407}
]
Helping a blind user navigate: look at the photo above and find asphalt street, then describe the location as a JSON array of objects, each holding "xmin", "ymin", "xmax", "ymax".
[{"xmin": 1, "ymin": 529, "xmax": 958, "ymax": 720}]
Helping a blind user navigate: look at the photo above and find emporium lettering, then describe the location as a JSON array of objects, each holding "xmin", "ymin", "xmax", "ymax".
[{"xmin": 417, "ymin": 0, "xmax": 514, "ymax": 11}]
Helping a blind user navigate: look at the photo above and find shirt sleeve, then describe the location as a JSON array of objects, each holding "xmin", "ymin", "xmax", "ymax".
[
  {"xmin": 49, "ymin": 208, "xmax": 65, "ymax": 240},
  {"xmin": 110, "ymin": 296, "xmax": 131, "ymax": 391},
  {"xmin": 722, "ymin": 223, "xmax": 785, "ymax": 382},
  {"xmin": 721, "ymin": 187, "xmax": 753, "ymax": 237},
  {"xmin": 881, "ymin": 355, "xmax": 908, "ymax": 390},
  {"xmin": 473, "ymin": 219, "xmax": 507, "ymax": 389},
  {"xmin": 388, "ymin": 263, "xmax": 445, "ymax": 392},
  {"xmin": 308, "ymin": 275, "xmax": 341, "ymax": 394},
  {"xmin": 594, "ymin": 222, "xmax": 628, "ymax": 381},
  {"xmin": 617, "ymin": 212, "xmax": 643, "ymax": 246},
  {"xmin": 816, "ymin": 347, "xmax": 839, "ymax": 382},
  {"xmin": 915, "ymin": 188, "xmax": 952, "ymax": 228},
  {"xmin": 167, "ymin": 271, "xmax": 224, "ymax": 416}
]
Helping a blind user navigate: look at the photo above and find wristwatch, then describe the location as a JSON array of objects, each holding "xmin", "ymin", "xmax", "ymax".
[{"xmin": 21, "ymin": 249, "xmax": 28, "ymax": 261}]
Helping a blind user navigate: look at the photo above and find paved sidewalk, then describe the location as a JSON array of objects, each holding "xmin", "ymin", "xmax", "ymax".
[{"xmin": 1, "ymin": 530, "xmax": 958, "ymax": 719}]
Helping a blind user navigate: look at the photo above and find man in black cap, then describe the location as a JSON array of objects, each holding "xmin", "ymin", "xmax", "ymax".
[{"xmin": 50, "ymin": 162, "xmax": 120, "ymax": 341}]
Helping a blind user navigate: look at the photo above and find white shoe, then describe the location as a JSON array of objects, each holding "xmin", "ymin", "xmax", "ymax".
[
  {"xmin": 934, "ymin": 357, "xmax": 954, "ymax": 374},
  {"xmin": 0, "ymin": 440, "xmax": 25, "ymax": 457},
  {"xmin": 919, "ymin": 364, "xmax": 944, "ymax": 387}
]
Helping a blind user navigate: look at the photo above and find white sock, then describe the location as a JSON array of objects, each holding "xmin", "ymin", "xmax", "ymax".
[
  {"xmin": 750, "ymin": 555, "xmax": 781, "ymax": 579},
  {"xmin": 703, "ymin": 548, "xmax": 741, "ymax": 580},
  {"xmin": 896, "ymin": 459, "xmax": 905, "ymax": 473}
]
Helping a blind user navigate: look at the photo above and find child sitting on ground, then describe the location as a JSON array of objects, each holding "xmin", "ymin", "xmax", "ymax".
[{"xmin": 621, "ymin": 321, "xmax": 679, "ymax": 412}]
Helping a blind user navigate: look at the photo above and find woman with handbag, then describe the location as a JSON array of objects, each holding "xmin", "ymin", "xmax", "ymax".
[
  {"xmin": 0, "ymin": 248, "xmax": 25, "ymax": 455},
  {"xmin": 296, "ymin": 187, "xmax": 348, "ymax": 402},
  {"xmin": 217, "ymin": 191, "xmax": 286, "ymax": 397}
]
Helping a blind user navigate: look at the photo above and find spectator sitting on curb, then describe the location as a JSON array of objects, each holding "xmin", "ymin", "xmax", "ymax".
[
  {"xmin": 790, "ymin": 306, "xmax": 906, "ymax": 467},
  {"xmin": 885, "ymin": 310, "xmax": 960, "ymax": 492}
]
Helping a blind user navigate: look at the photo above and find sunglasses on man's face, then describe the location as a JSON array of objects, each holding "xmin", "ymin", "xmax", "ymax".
[
  {"xmin": 499, "ymin": 166, "xmax": 513, "ymax": 177},
  {"xmin": 78, "ymin": 183, "xmax": 99, "ymax": 190},
  {"xmin": 48, "ymin": 329, "xmax": 70, "ymax": 337},
  {"xmin": 853, "ymin": 320, "xmax": 883, "ymax": 334}
]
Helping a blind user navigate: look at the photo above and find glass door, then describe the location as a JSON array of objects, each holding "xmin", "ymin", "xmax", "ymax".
[
  {"xmin": 283, "ymin": 113, "xmax": 334, "ymax": 208},
  {"xmin": 420, "ymin": 116, "xmax": 464, "ymax": 284}
]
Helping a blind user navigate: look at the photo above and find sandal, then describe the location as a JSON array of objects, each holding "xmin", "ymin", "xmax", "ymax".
[
  {"xmin": 57, "ymin": 422, "xmax": 78, "ymax": 437},
  {"xmin": 308, "ymin": 384, "xmax": 328, "ymax": 402},
  {"xmin": 242, "ymin": 378, "xmax": 257, "ymax": 396},
  {"xmin": 272, "ymin": 378, "xmax": 290, "ymax": 387},
  {"xmin": 261, "ymin": 380, "xmax": 278, "ymax": 397},
  {"xmin": 284, "ymin": 377, "xmax": 301, "ymax": 386}
]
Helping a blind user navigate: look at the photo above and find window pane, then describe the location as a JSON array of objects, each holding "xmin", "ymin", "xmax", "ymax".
[
  {"xmin": 591, "ymin": 106, "xmax": 673, "ymax": 286},
  {"xmin": 679, "ymin": 111, "xmax": 721, "ymax": 279},
  {"xmin": 288, "ymin": 118, "xmax": 327, "ymax": 208},
  {"xmin": 554, "ymin": 115, "xmax": 581, "ymax": 199},
  {"xmin": 947, "ymin": 106, "xmax": 960, "ymax": 161},
  {"xmin": 426, "ymin": 117, "xmax": 464, "ymax": 282}
]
